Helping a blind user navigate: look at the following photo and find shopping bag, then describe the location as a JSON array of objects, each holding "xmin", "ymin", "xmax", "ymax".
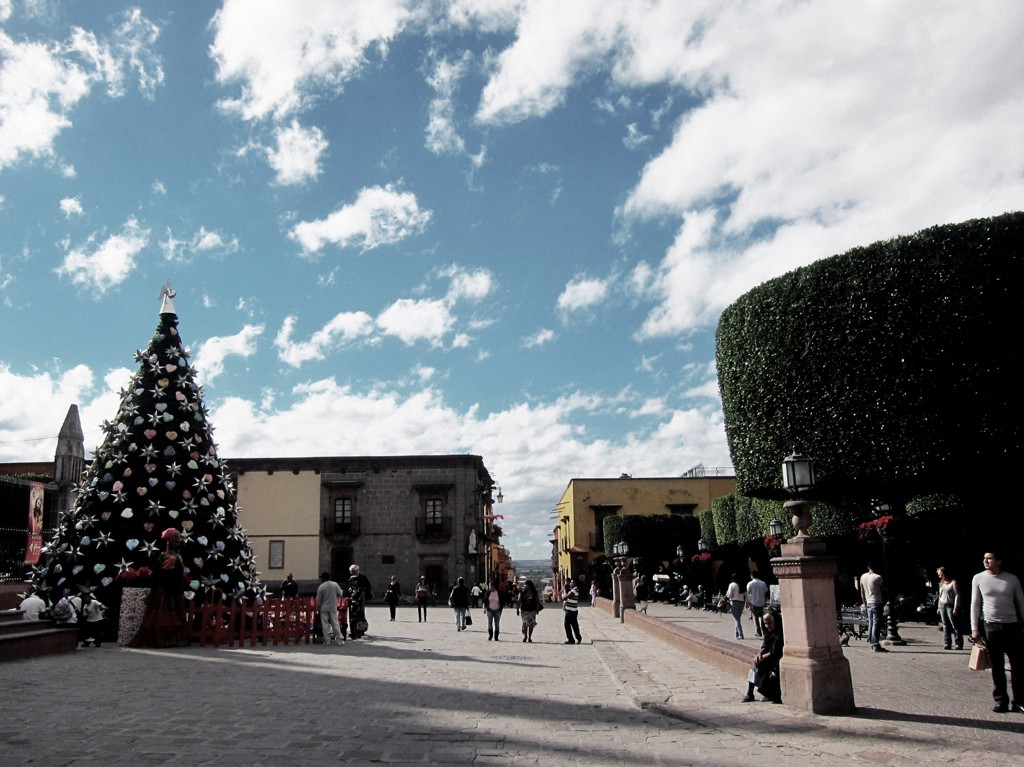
[
  {"xmin": 969, "ymin": 643, "xmax": 991, "ymax": 671},
  {"xmin": 465, "ymin": 612, "xmax": 473, "ymax": 626}
]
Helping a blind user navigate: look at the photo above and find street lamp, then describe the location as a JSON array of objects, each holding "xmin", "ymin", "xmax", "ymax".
[
  {"xmin": 495, "ymin": 486, "xmax": 503, "ymax": 504},
  {"xmin": 782, "ymin": 452, "xmax": 816, "ymax": 536},
  {"xmin": 782, "ymin": 451, "xmax": 815, "ymax": 492},
  {"xmin": 697, "ymin": 538, "xmax": 709, "ymax": 553},
  {"xmin": 676, "ymin": 544, "xmax": 684, "ymax": 559},
  {"xmin": 769, "ymin": 519, "xmax": 785, "ymax": 538}
]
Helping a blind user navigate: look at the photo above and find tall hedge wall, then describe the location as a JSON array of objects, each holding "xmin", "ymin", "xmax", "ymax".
[{"xmin": 716, "ymin": 212, "xmax": 1023, "ymax": 505}]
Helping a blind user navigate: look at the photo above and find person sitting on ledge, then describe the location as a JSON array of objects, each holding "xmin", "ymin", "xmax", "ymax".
[{"xmin": 742, "ymin": 609, "xmax": 784, "ymax": 703}]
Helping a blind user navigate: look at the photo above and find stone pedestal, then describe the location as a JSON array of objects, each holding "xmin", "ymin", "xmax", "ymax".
[
  {"xmin": 772, "ymin": 536, "xmax": 856, "ymax": 714},
  {"xmin": 617, "ymin": 568, "xmax": 636, "ymax": 618}
]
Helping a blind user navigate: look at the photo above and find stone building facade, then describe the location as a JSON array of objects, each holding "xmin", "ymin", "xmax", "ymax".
[{"xmin": 230, "ymin": 454, "xmax": 497, "ymax": 599}]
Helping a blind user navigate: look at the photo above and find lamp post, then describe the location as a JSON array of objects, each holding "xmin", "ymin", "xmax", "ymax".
[
  {"xmin": 873, "ymin": 500, "xmax": 905, "ymax": 646},
  {"xmin": 772, "ymin": 452, "xmax": 856, "ymax": 714},
  {"xmin": 613, "ymin": 541, "xmax": 635, "ymax": 619}
]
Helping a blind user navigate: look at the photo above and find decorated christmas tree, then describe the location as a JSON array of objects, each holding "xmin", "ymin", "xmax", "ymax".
[{"xmin": 31, "ymin": 285, "xmax": 262, "ymax": 616}]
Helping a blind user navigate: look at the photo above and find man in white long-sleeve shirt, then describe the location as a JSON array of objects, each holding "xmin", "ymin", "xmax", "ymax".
[{"xmin": 971, "ymin": 551, "xmax": 1024, "ymax": 713}]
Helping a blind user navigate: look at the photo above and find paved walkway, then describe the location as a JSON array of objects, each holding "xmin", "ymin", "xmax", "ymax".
[{"xmin": 1, "ymin": 602, "xmax": 1020, "ymax": 766}]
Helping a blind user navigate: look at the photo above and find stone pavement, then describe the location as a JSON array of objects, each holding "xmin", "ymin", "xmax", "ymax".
[{"xmin": 1, "ymin": 602, "xmax": 1021, "ymax": 766}]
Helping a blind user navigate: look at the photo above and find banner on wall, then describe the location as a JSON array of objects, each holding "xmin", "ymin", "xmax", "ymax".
[{"xmin": 25, "ymin": 483, "xmax": 44, "ymax": 566}]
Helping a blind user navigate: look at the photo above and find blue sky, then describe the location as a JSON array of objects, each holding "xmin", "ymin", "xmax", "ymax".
[{"xmin": 1, "ymin": 1, "xmax": 1021, "ymax": 562}]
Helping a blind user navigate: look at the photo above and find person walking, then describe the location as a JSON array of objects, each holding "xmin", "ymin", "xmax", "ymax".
[
  {"xmin": 517, "ymin": 580, "xmax": 542, "ymax": 642},
  {"xmin": 633, "ymin": 574, "xmax": 649, "ymax": 614},
  {"xmin": 78, "ymin": 593, "xmax": 106, "ymax": 647},
  {"xmin": 860, "ymin": 562, "xmax": 888, "ymax": 652},
  {"xmin": 384, "ymin": 575, "xmax": 402, "ymax": 621},
  {"xmin": 970, "ymin": 551, "xmax": 1024, "ymax": 713},
  {"xmin": 726, "ymin": 573, "xmax": 746, "ymax": 639},
  {"xmin": 589, "ymin": 580, "xmax": 599, "ymax": 606},
  {"xmin": 280, "ymin": 573, "xmax": 299, "ymax": 599},
  {"xmin": 935, "ymin": 566, "xmax": 963, "ymax": 650},
  {"xmin": 741, "ymin": 610, "xmax": 784, "ymax": 703},
  {"xmin": 470, "ymin": 582, "xmax": 482, "ymax": 609},
  {"xmin": 316, "ymin": 571, "xmax": 345, "ymax": 645},
  {"xmin": 563, "ymin": 578, "xmax": 582, "ymax": 644},
  {"xmin": 484, "ymin": 578, "xmax": 503, "ymax": 641},
  {"xmin": 746, "ymin": 573, "xmax": 769, "ymax": 638},
  {"xmin": 449, "ymin": 577, "xmax": 470, "ymax": 631},
  {"xmin": 415, "ymin": 576, "xmax": 430, "ymax": 622}
]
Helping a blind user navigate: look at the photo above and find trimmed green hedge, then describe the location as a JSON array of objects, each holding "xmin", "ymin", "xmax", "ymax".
[{"xmin": 716, "ymin": 212, "xmax": 1023, "ymax": 505}]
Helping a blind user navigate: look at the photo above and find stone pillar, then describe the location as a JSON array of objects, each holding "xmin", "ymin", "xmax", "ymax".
[
  {"xmin": 617, "ymin": 564, "xmax": 636, "ymax": 621},
  {"xmin": 772, "ymin": 533, "xmax": 856, "ymax": 714},
  {"xmin": 612, "ymin": 564, "xmax": 622, "ymax": 618}
]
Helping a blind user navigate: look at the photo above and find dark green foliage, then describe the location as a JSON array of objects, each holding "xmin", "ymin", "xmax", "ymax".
[
  {"xmin": 716, "ymin": 212, "xmax": 1024, "ymax": 506},
  {"xmin": 698, "ymin": 509, "xmax": 716, "ymax": 547},
  {"xmin": 604, "ymin": 513, "xmax": 701, "ymax": 563}
]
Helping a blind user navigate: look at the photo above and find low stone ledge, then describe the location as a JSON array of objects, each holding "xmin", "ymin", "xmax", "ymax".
[{"xmin": 622, "ymin": 609, "xmax": 751, "ymax": 678}]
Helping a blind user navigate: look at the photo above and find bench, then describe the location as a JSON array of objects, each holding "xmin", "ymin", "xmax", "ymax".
[{"xmin": 838, "ymin": 607, "xmax": 868, "ymax": 644}]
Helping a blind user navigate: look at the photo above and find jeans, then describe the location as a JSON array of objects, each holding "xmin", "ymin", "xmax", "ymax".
[
  {"xmin": 983, "ymin": 621, "xmax": 1024, "ymax": 706},
  {"xmin": 730, "ymin": 600, "xmax": 745, "ymax": 639},
  {"xmin": 417, "ymin": 598, "xmax": 428, "ymax": 621},
  {"xmin": 564, "ymin": 610, "xmax": 581, "ymax": 642},
  {"xmin": 939, "ymin": 604, "xmax": 962, "ymax": 649},
  {"xmin": 320, "ymin": 610, "xmax": 342, "ymax": 643},
  {"xmin": 486, "ymin": 607, "xmax": 502, "ymax": 638},
  {"xmin": 866, "ymin": 604, "xmax": 883, "ymax": 648},
  {"xmin": 454, "ymin": 607, "xmax": 466, "ymax": 630},
  {"xmin": 750, "ymin": 604, "xmax": 765, "ymax": 637}
]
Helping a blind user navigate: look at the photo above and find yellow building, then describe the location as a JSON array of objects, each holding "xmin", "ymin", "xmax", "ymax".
[{"xmin": 554, "ymin": 473, "xmax": 736, "ymax": 596}]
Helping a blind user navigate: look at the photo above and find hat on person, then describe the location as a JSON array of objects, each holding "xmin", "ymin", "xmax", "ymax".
[{"xmin": 161, "ymin": 527, "xmax": 181, "ymax": 541}]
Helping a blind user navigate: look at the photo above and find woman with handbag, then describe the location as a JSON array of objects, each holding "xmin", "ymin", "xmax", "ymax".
[{"xmin": 741, "ymin": 609, "xmax": 784, "ymax": 703}]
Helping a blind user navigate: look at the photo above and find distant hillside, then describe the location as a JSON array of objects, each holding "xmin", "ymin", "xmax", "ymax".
[{"xmin": 515, "ymin": 559, "xmax": 551, "ymax": 569}]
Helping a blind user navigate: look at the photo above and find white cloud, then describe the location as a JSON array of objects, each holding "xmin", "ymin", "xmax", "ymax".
[
  {"xmin": 623, "ymin": 122, "xmax": 650, "ymax": 150},
  {"xmin": 476, "ymin": 1, "xmax": 620, "ymax": 125},
  {"xmin": 54, "ymin": 217, "xmax": 149, "ymax": 294},
  {"xmin": 192, "ymin": 324, "xmax": 265, "ymax": 384},
  {"xmin": 210, "ymin": 0, "xmax": 416, "ymax": 121},
  {"xmin": 0, "ymin": 10, "xmax": 162, "ymax": 171},
  {"xmin": 425, "ymin": 52, "xmax": 471, "ymax": 156},
  {"xmin": 266, "ymin": 119, "xmax": 328, "ymax": 185},
  {"xmin": 441, "ymin": 264, "xmax": 493, "ymax": 302},
  {"xmin": 522, "ymin": 328, "xmax": 555, "ymax": 348},
  {"xmin": 376, "ymin": 297, "xmax": 453, "ymax": 346},
  {"xmin": 289, "ymin": 183, "xmax": 432, "ymax": 254},
  {"xmin": 274, "ymin": 312, "xmax": 374, "ymax": 367},
  {"xmin": 556, "ymin": 274, "xmax": 610, "ymax": 314},
  {"xmin": 59, "ymin": 197, "xmax": 83, "ymax": 217},
  {"xmin": 160, "ymin": 226, "xmax": 240, "ymax": 263},
  {"xmin": 612, "ymin": 2, "xmax": 1024, "ymax": 336},
  {"xmin": 0, "ymin": 29, "xmax": 89, "ymax": 169}
]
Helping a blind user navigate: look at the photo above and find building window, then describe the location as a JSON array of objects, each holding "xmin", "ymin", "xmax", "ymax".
[
  {"xmin": 334, "ymin": 498, "xmax": 354, "ymax": 527},
  {"xmin": 425, "ymin": 498, "xmax": 443, "ymax": 527},
  {"xmin": 268, "ymin": 540, "xmax": 285, "ymax": 569}
]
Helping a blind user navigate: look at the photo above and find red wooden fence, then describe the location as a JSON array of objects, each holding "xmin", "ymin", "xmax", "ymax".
[{"xmin": 185, "ymin": 596, "xmax": 348, "ymax": 648}]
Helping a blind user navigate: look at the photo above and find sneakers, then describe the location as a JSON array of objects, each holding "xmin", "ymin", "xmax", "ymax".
[{"xmin": 871, "ymin": 645, "xmax": 888, "ymax": 652}]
